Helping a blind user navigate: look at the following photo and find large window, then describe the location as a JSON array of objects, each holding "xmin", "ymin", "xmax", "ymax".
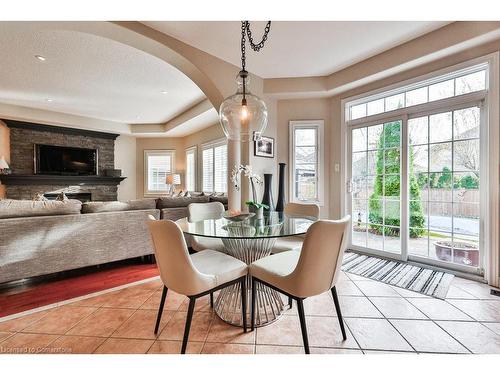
[
  {"xmin": 144, "ymin": 150, "xmax": 175, "ymax": 195},
  {"xmin": 202, "ymin": 140, "xmax": 227, "ymax": 193},
  {"xmin": 185, "ymin": 147, "xmax": 197, "ymax": 191},
  {"xmin": 345, "ymin": 60, "xmax": 492, "ymax": 274},
  {"xmin": 290, "ymin": 120, "xmax": 324, "ymax": 204},
  {"xmin": 347, "ymin": 63, "xmax": 487, "ymax": 121}
]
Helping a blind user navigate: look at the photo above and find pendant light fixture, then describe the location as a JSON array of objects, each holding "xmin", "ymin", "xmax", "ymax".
[{"xmin": 219, "ymin": 21, "xmax": 272, "ymax": 142}]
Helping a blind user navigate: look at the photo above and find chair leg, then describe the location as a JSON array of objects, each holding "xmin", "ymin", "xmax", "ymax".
[
  {"xmin": 288, "ymin": 296, "xmax": 293, "ymax": 309},
  {"xmin": 240, "ymin": 278, "xmax": 247, "ymax": 333},
  {"xmin": 210, "ymin": 292, "xmax": 214, "ymax": 308},
  {"xmin": 296, "ymin": 299, "xmax": 310, "ymax": 354},
  {"xmin": 251, "ymin": 278, "xmax": 256, "ymax": 331},
  {"xmin": 154, "ymin": 286, "xmax": 168, "ymax": 334},
  {"xmin": 181, "ymin": 297, "xmax": 196, "ymax": 354},
  {"xmin": 331, "ymin": 286, "xmax": 347, "ymax": 341}
]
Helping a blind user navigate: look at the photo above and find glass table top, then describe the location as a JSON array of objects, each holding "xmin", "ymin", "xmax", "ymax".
[{"xmin": 176, "ymin": 212, "xmax": 316, "ymax": 239}]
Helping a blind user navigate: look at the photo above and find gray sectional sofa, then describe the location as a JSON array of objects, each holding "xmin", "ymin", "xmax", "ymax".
[{"xmin": 0, "ymin": 194, "xmax": 228, "ymax": 284}]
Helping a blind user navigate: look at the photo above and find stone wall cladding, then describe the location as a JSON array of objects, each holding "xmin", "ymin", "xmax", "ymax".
[
  {"xmin": 6, "ymin": 185, "xmax": 118, "ymax": 201},
  {"xmin": 9, "ymin": 127, "xmax": 114, "ymax": 175},
  {"xmin": 7, "ymin": 126, "xmax": 117, "ymax": 201}
]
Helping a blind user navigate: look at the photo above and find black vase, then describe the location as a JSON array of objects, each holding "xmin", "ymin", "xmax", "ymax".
[
  {"xmin": 275, "ymin": 163, "xmax": 286, "ymax": 212},
  {"xmin": 261, "ymin": 173, "xmax": 275, "ymax": 212}
]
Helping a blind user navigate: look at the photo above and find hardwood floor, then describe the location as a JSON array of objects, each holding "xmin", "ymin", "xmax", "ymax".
[{"xmin": 0, "ymin": 259, "xmax": 160, "ymax": 318}]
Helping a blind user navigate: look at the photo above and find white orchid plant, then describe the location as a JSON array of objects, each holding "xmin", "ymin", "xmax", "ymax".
[{"xmin": 230, "ymin": 164, "xmax": 266, "ymax": 209}]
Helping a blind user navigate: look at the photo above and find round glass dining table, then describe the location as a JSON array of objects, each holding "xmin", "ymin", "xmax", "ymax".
[{"xmin": 176, "ymin": 212, "xmax": 316, "ymax": 327}]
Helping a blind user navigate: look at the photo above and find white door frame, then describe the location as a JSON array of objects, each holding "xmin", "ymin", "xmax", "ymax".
[{"xmin": 341, "ymin": 53, "xmax": 499, "ymax": 284}]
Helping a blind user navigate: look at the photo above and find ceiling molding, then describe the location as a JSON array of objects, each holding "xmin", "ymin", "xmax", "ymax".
[
  {"xmin": 0, "ymin": 102, "xmax": 131, "ymax": 135},
  {"xmin": 263, "ymin": 21, "xmax": 500, "ymax": 99},
  {"xmin": 163, "ymin": 98, "xmax": 212, "ymax": 132}
]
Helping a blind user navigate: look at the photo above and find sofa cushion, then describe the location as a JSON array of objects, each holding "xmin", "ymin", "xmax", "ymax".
[
  {"xmin": 0, "ymin": 199, "xmax": 82, "ymax": 219},
  {"xmin": 82, "ymin": 198, "xmax": 157, "ymax": 214},
  {"xmin": 157, "ymin": 195, "xmax": 209, "ymax": 209}
]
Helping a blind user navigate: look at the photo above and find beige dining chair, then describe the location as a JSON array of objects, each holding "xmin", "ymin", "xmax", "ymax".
[
  {"xmin": 148, "ymin": 218, "xmax": 248, "ymax": 354},
  {"xmin": 249, "ymin": 216, "xmax": 351, "ymax": 354},
  {"xmin": 272, "ymin": 202, "xmax": 320, "ymax": 254},
  {"xmin": 188, "ymin": 202, "xmax": 226, "ymax": 253}
]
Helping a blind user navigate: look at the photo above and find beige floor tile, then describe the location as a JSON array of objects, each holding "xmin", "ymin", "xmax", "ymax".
[
  {"xmin": 454, "ymin": 283, "xmax": 500, "ymax": 300},
  {"xmin": 158, "ymin": 311, "xmax": 212, "ymax": 342},
  {"xmin": 363, "ymin": 350, "xmax": 418, "ymax": 354},
  {"xmin": 94, "ymin": 338, "xmax": 154, "ymax": 354},
  {"xmin": 390, "ymin": 286, "xmax": 430, "ymax": 298},
  {"xmin": 22, "ymin": 306, "xmax": 97, "ymax": 335},
  {"xmin": 345, "ymin": 273, "xmax": 369, "ymax": 281},
  {"xmin": 445, "ymin": 286, "xmax": 477, "ymax": 299},
  {"xmin": 205, "ymin": 316, "xmax": 255, "ymax": 344},
  {"xmin": 305, "ymin": 316, "xmax": 359, "ymax": 349},
  {"xmin": 201, "ymin": 343, "xmax": 254, "ymax": 354},
  {"xmin": 255, "ymin": 315, "xmax": 304, "ymax": 346},
  {"xmin": 100, "ymin": 287, "xmax": 155, "ymax": 309},
  {"xmin": 112, "ymin": 309, "xmax": 174, "ymax": 340},
  {"xmin": 339, "ymin": 296, "xmax": 383, "ymax": 318},
  {"xmin": 482, "ymin": 322, "xmax": 500, "ymax": 335},
  {"xmin": 436, "ymin": 321, "xmax": 500, "ymax": 354},
  {"xmin": 139, "ymin": 289, "xmax": 186, "ymax": 311},
  {"xmin": 0, "ymin": 310, "xmax": 49, "ymax": 332},
  {"xmin": 335, "ymin": 280, "xmax": 364, "ymax": 296},
  {"xmin": 255, "ymin": 345, "xmax": 304, "ymax": 354},
  {"xmin": 147, "ymin": 340, "xmax": 203, "ymax": 354},
  {"xmin": 0, "ymin": 333, "xmax": 59, "ymax": 354},
  {"xmin": 369, "ymin": 297, "xmax": 427, "ymax": 319},
  {"xmin": 407, "ymin": 298, "xmax": 472, "ymax": 321},
  {"xmin": 310, "ymin": 347, "xmax": 362, "ymax": 354},
  {"xmin": 0, "ymin": 332, "xmax": 13, "ymax": 343},
  {"xmin": 354, "ymin": 281, "xmax": 402, "ymax": 297},
  {"xmin": 67, "ymin": 308, "xmax": 134, "ymax": 337},
  {"xmin": 390, "ymin": 319, "xmax": 468, "ymax": 353},
  {"xmin": 178, "ymin": 294, "xmax": 213, "ymax": 313},
  {"xmin": 447, "ymin": 299, "xmax": 500, "ymax": 321},
  {"xmin": 303, "ymin": 293, "xmax": 336, "ymax": 316},
  {"xmin": 344, "ymin": 318, "xmax": 413, "ymax": 352},
  {"xmin": 70, "ymin": 290, "xmax": 122, "ymax": 308},
  {"xmin": 452, "ymin": 277, "xmax": 479, "ymax": 285},
  {"xmin": 44, "ymin": 335, "xmax": 106, "ymax": 354}
]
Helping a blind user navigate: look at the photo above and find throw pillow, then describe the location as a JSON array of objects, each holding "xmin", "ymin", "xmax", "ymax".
[
  {"xmin": 184, "ymin": 191, "xmax": 191, "ymax": 197},
  {"xmin": 176, "ymin": 190, "xmax": 184, "ymax": 197}
]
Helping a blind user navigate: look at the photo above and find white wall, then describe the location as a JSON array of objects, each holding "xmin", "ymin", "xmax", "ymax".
[{"xmin": 115, "ymin": 134, "xmax": 137, "ymax": 201}]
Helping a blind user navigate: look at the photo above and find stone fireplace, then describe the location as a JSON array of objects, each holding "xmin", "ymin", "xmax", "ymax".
[{"xmin": 0, "ymin": 120, "xmax": 125, "ymax": 201}]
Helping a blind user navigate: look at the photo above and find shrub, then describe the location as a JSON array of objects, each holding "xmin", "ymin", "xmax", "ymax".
[{"xmin": 368, "ymin": 121, "xmax": 425, "ymax": 237}]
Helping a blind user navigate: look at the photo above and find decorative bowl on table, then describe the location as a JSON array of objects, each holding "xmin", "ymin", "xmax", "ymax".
[{"xmin": 222, "ymin": 211, "xmax": 255, "ymax": 222}]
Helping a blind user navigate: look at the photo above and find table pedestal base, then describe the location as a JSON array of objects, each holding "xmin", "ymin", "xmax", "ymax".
[
  {"xmin": 215, "ymin": 234, "xmax": 285, "ymax": 327},
  {"xmin": 214, "ymin": 275, "xmax": 285, "ymax": 327}
]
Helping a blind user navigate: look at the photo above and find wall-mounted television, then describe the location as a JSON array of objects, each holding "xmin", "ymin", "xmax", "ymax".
[{"xmin": 35, "ymin": 144, "xmax": 98, "ymax": 175}]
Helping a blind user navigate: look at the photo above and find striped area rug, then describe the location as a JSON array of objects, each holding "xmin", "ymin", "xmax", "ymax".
[{"xmin": 341, "ymin": 252, "xmax": 454, "ymax": 299}]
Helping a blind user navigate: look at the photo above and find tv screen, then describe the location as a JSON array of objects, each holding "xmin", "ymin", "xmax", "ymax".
[{"xmin": 35, "ymin": 144, "xmax": 98, "ymax": 175}]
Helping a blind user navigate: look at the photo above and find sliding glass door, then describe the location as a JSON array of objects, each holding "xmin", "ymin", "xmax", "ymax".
[
  {"xmin": 347, "ymin": 105, "xmax": 482, "ymax": 272},
  {"xmin": 350, "ymin": 120, "xmax": 403, "ymax": 257},
  {"xmin": 407, "ymin": 106, "xmax": 481, "ymax": 268}
]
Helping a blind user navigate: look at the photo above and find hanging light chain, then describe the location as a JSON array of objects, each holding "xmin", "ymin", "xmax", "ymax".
[{"xmin": 240, "ymin": 21, "xmax": 272, "ymax": 72}]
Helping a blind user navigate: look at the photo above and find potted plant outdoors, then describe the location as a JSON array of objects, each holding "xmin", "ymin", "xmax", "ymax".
[{"xmin": 245, "ymin": 201, "xmax": 269, "ymax": 220}]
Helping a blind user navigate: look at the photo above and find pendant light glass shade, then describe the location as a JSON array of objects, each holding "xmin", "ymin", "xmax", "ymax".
[{"xmin": 219, "ymin": 73, "xmax": 268, "ymax": 142}]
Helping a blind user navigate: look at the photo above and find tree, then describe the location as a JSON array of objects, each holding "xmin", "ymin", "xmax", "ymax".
[{"xmin": 368, "ymin": 121, "xmax": 425, "ymax": 237}]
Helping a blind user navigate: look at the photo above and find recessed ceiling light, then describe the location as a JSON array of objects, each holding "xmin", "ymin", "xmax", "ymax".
[
  {"xmin": 35, "ymin": 55, "xmax": 46, "ymax": 61},
  {"xmin": 45, "ymin": 98, "xmax": 53, "ymax": 102},
  {"xmin": 160, "ymin": 90, "xmax": 168, "ymax": 94}
]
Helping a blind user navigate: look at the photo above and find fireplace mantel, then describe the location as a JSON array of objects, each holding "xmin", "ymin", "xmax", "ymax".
[{"xmin": 0, "ymin": 174, "xmax": 126, "ymax": 186}]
